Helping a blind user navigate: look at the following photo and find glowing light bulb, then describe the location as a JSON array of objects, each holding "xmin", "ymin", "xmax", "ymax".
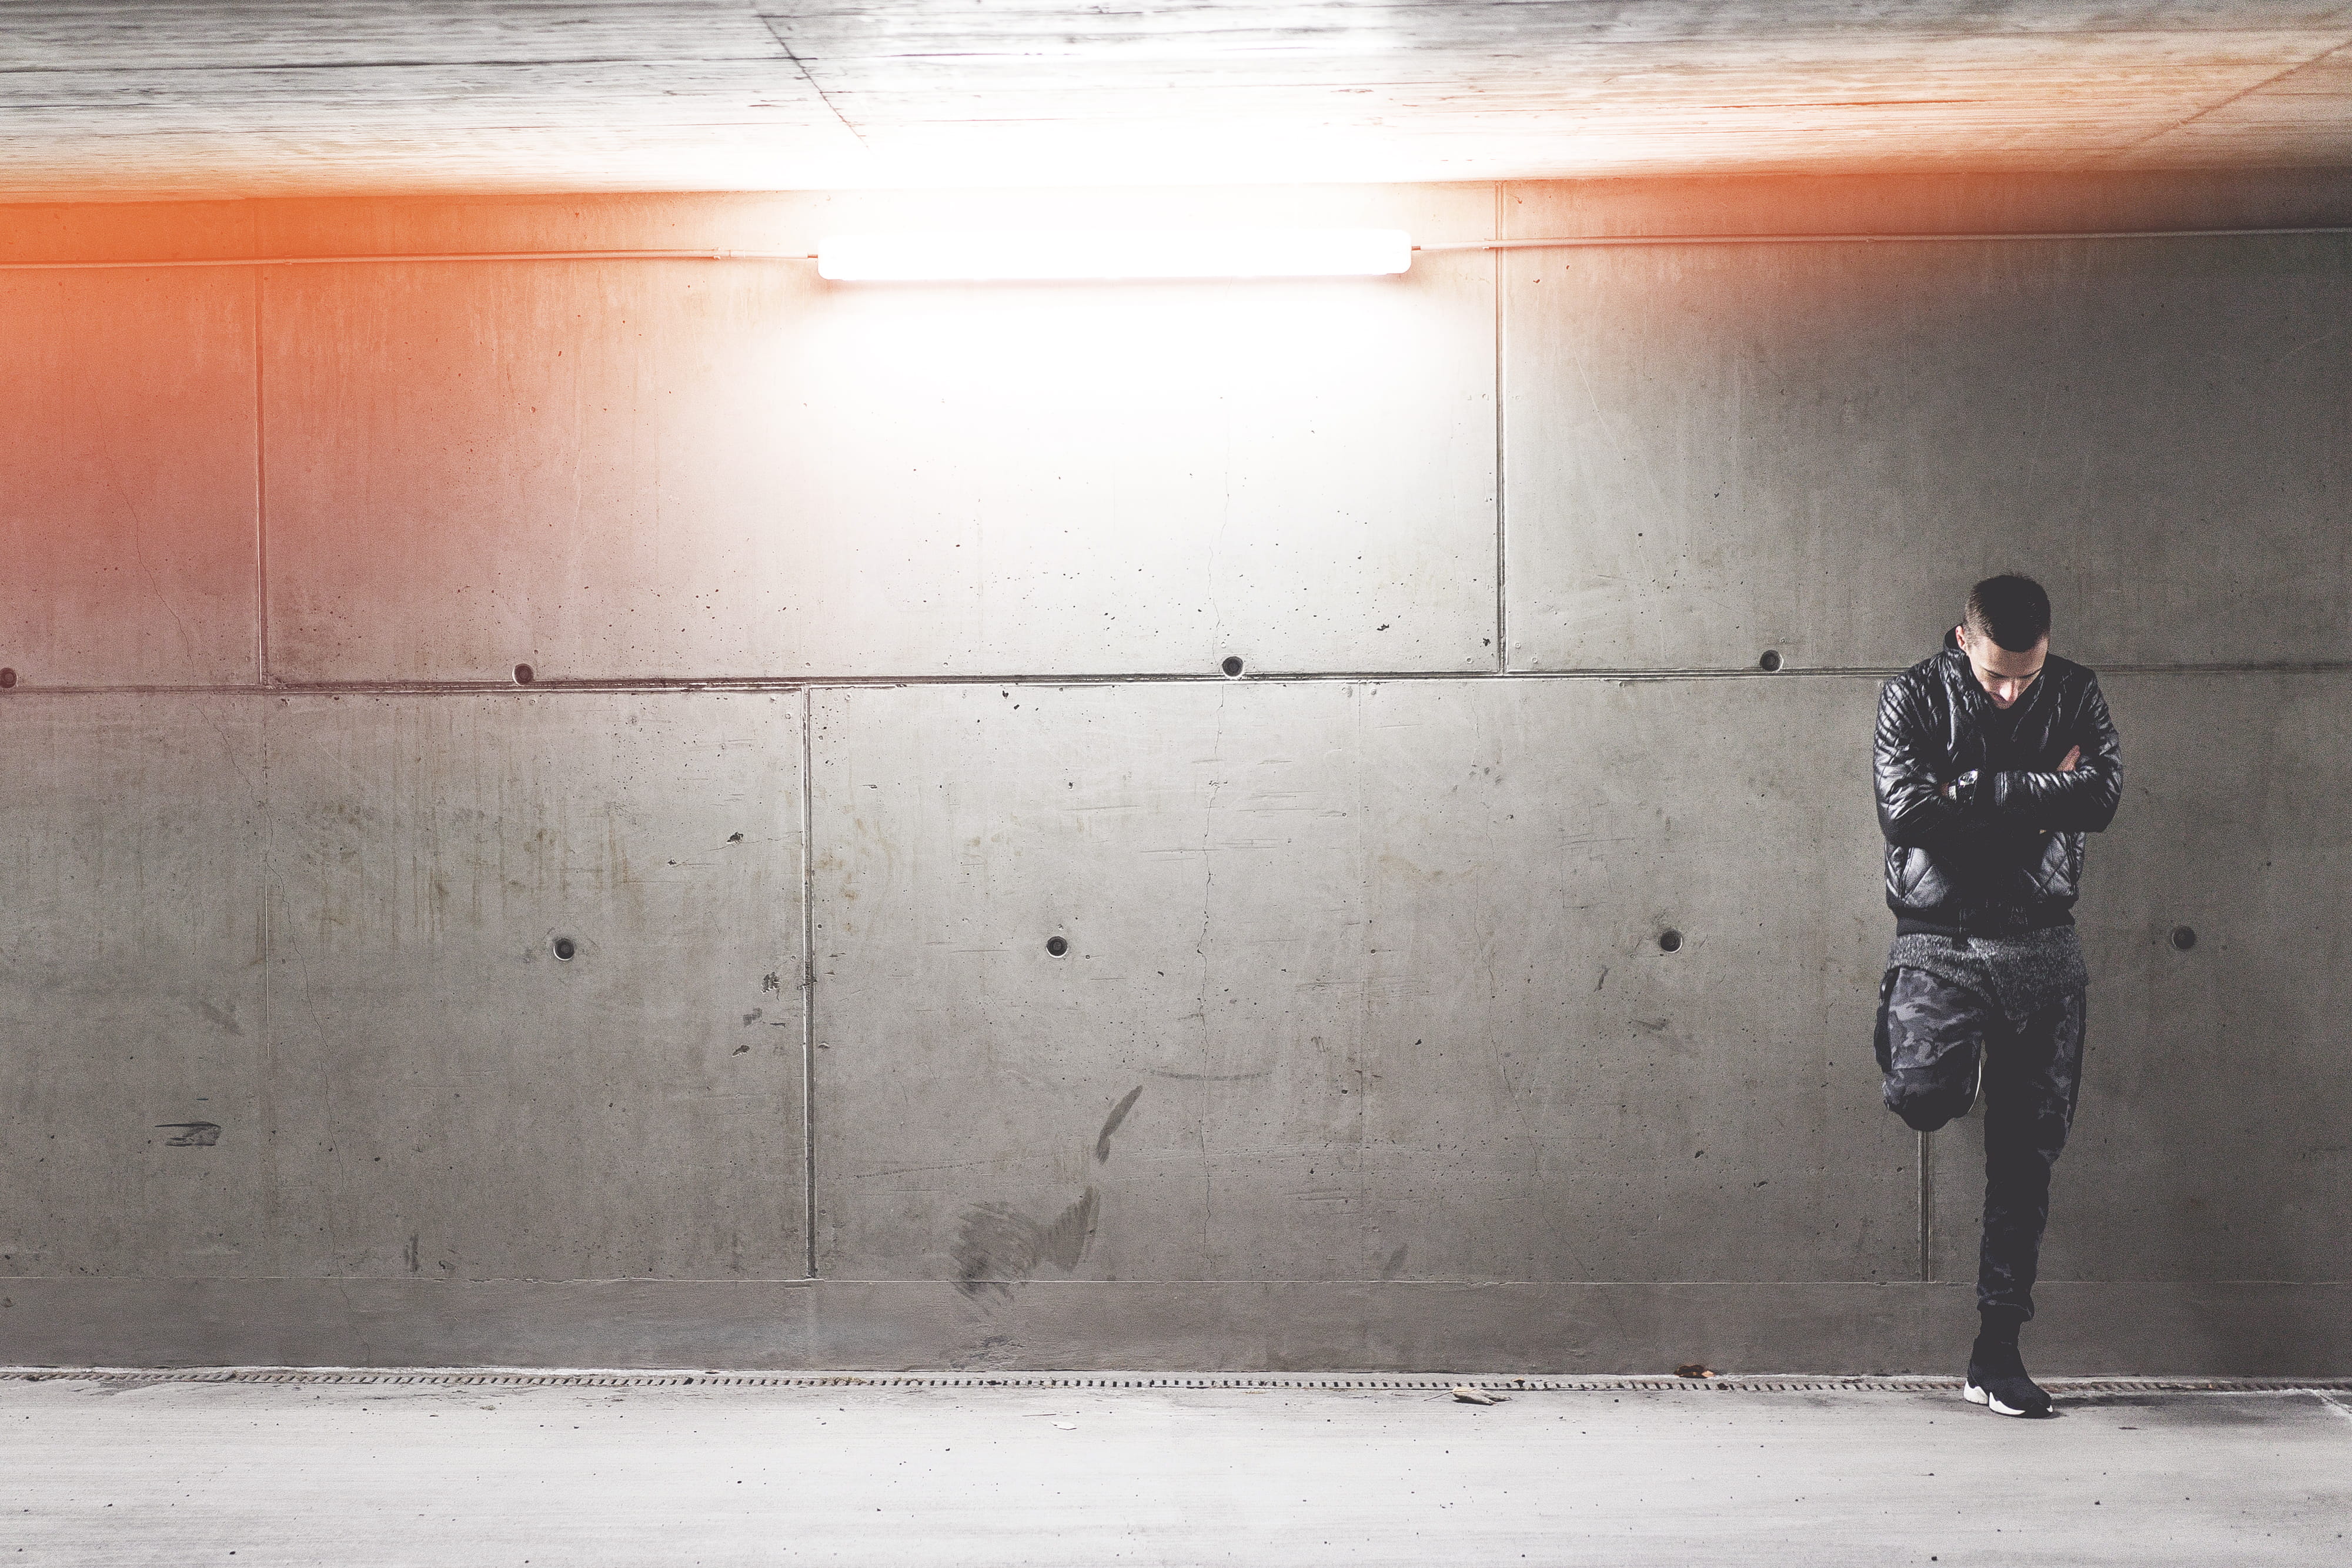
[{"xmin": 815, "ymin": 228, "xmax": 1413, "ymax": 282}]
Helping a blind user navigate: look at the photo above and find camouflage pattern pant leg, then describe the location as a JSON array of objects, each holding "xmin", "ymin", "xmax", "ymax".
[
  {"xmin": 1976, "ymin": 988, "xmax": 2086, "ymax": 1320},
  {"xmin": 1875, "ymin": 967, "xmax": 2089, "ymax": 1321},
  {"xmin": 1873, "ymin": 967, "xmax": 1990, "ymax": 1132}
]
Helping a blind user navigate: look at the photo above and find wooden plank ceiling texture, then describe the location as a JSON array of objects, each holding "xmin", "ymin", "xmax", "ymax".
[{"xmin": 2, "ymin": 2, "xmax": 2350, "ymax": 197}]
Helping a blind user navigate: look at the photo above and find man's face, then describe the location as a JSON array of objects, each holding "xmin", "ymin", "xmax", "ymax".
[{"xmin": 1956, "ymin": 623, "xmax": 2047, "ymax": 709}]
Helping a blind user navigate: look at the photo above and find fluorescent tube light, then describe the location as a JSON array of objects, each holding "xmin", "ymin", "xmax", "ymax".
[{"xmin": 815, "ymin": 228, "xmax": 1413, "ymax": 282}]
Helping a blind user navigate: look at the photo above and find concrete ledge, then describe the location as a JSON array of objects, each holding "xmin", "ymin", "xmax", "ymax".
[{"xmin": 4, "ymin": 1279, "xmax": 2345, "ymax": 1375}]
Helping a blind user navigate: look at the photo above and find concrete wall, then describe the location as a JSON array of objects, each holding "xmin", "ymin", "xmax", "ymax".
[{"xmin": 3, "ymin": 172, "xmax": 2347, "ymax": 1373}]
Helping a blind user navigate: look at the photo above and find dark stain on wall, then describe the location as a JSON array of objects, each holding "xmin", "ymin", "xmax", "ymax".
[
  {"xmin": 954, "ymin": 1188, "xmax": 1099, "ymax": 1299},
  {"xmin": 1094, "ymin": 1086, "xmax": 1144, "ymax": 1162}
]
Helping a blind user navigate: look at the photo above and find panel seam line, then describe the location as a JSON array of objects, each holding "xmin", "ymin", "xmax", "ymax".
[{"xmin": 801, "ymin": 686, "xmax": 818, "ymax": 1281}]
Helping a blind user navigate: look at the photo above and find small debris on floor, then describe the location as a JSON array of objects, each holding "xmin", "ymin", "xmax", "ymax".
[
  {"xmin": 1675, "ymin": 1365, "xmax": 1716, "ymax": 1379},
  {"xmin": 1450, "ymin": 1386, "xmax": 1507, "ymax": 1405}
]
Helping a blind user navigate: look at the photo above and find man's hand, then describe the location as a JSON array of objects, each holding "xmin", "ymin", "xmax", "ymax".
[{"xmin": 2035, "ymin": 747, "xmax": 2083, "ymax": 840}]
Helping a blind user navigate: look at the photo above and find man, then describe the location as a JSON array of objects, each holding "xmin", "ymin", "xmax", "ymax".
[{"xmin": 1872, "ymin": 574, "xmax": 2123, "ymax": 1416}]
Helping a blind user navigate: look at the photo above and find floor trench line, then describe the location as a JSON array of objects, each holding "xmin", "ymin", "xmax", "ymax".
[{"xmin": 5, "ymin": 1367, "xmax": 2346, "ymax": 1396}]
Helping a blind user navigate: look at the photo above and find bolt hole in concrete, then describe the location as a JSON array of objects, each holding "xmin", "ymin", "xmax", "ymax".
[
  {"xmin": 2171, "ymin": 925, "xmax": 2197, "ymax": 951},
  {"xmin": 552, "ymin": 937, "xmax": 577, "ymax": 962},
  {"xmin": 513, "ymin": 663, "xmax": 536, "ymax": 685},
  {"xmin": 1046, "ymin": 935, "xmax": 1069, "ymax": 957},
  {"xmin": 0, "ymin": 666, "xmax": 15, "ymax": 688},
  {"xmin": 1758, "ymin": 649, "xmax": 1782, "ymax": 672},
  {"xmin": 1658, "ymin": 929, "xmax": 1683, "ymax": 953},
  {"xmin": 1221, "ymin": 656, "xmax": 1244, "ymax": 677}
]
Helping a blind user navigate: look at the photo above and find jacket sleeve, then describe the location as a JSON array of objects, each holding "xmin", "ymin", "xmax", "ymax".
[
  {"xmin": 1983, "ymin": 676, "xmax": 2124, "ymax": 832},
  {"xmin": 1875, "ymin": 676, "xmax": 1987, "ymax": 849}
]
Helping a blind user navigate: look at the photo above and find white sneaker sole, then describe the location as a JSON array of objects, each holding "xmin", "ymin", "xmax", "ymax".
[{"xmin": 1963, "ymin": 1381, "xmax": 2039, "ymax": 1417}]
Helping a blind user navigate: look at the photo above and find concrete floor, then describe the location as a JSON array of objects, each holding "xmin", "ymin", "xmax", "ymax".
[{"xmin": 4, "ymin": 1375, "xmax": 2347, "ymax": 1566}]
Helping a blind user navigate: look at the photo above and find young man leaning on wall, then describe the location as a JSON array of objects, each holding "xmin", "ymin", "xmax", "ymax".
[{"xmin": 1870, "ymin": 574, "xmax": 2124, "ymax": 1416}]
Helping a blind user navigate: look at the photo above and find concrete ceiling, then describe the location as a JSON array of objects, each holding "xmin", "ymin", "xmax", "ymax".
[{"xmin": 5, "ymin": 1, "xmax": 2352, "ymax": 199}]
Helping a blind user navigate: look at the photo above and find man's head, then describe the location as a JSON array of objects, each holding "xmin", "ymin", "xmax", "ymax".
[{"xmin": 1955, "ymin": 574, "xmax": 2050, "ymax": 709}]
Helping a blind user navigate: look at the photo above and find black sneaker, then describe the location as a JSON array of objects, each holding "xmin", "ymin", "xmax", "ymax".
[{"xmin": 1964, "ymin": 1336, "xmax": 2053, "ymax": 1417}]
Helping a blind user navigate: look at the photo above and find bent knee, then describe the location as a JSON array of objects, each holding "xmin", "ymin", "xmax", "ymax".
[{"xmin": 1885, "ymin": 1074, "xmax": 1972, "ymax": 1132}]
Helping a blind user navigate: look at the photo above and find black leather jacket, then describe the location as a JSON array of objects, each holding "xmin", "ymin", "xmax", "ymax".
[{"xmin": 1875, "ymin": 630, "xmax": 2123, "ymax": 932}]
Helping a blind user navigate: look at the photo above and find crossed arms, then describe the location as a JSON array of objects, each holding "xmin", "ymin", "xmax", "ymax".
[{"xmin": 1874, "ymin": 679, "xmax": 2123, "ymax": 852}]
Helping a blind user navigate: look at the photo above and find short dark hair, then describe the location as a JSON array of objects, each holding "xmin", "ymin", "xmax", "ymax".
[{"xmin": 1965, "ymin": 574, "xmax": 2051, "ymax": 652}]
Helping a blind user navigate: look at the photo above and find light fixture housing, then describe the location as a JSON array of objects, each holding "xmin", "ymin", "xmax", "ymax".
[{"xmin": 815, "ymin": 228, "xmax": 1413, "ymax": 282}]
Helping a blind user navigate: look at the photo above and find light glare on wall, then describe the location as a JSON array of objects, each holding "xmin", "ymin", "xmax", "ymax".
[{"xmin": 816, "ymin": 228, "xmax": 1414, "ymax": 282}]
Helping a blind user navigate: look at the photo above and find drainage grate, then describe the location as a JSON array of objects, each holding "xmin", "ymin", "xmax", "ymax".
[{"xmin": 3, "ymin": 1367, "xmax": 2346, "ymax": 1396}]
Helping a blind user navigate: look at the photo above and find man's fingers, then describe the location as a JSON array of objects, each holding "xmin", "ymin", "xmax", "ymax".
[{"xmin": 2059, "ymin": 745, "xmax": 2081, "ymax": 772}]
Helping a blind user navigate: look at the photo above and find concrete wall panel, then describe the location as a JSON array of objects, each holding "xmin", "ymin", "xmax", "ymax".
[
  {"xmin": 260, "ymin": 693, "xmax": 804, "ymax": 1280},
  {"xmin": 811, "ymin": 678, "xmax": 1915, "ymax": 1292},
  {"xmin": 0, "ymin": 271, "xmax": 258, "ymax": 686},
  {"xmin": 1502, "ymin": 223, "xmax": 2352, "ymax": 671},
  {"xmin": 1930, "ymin": 673, "xmax": 2352, "ymax": 1290},
  {"xmin": 265, "ymin": 190, "xmax": 1496, "ymax": 683},
  {"xmin": 1345, "ymin": 677, "xmax": 1911, "ymax": 1286},
  {"xmin": 0, "ymin": 697, "xmax": 266, "ymax": 1278}
]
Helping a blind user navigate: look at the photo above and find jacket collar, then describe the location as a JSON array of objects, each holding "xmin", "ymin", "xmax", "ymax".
[
  {"xmin": 1938, "ymin": 633, "xmax": 2057, "ymax": 721},
  {"xmin": 1938, "ymin": 643, "xmax": 1989, "ymax": 718}
]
